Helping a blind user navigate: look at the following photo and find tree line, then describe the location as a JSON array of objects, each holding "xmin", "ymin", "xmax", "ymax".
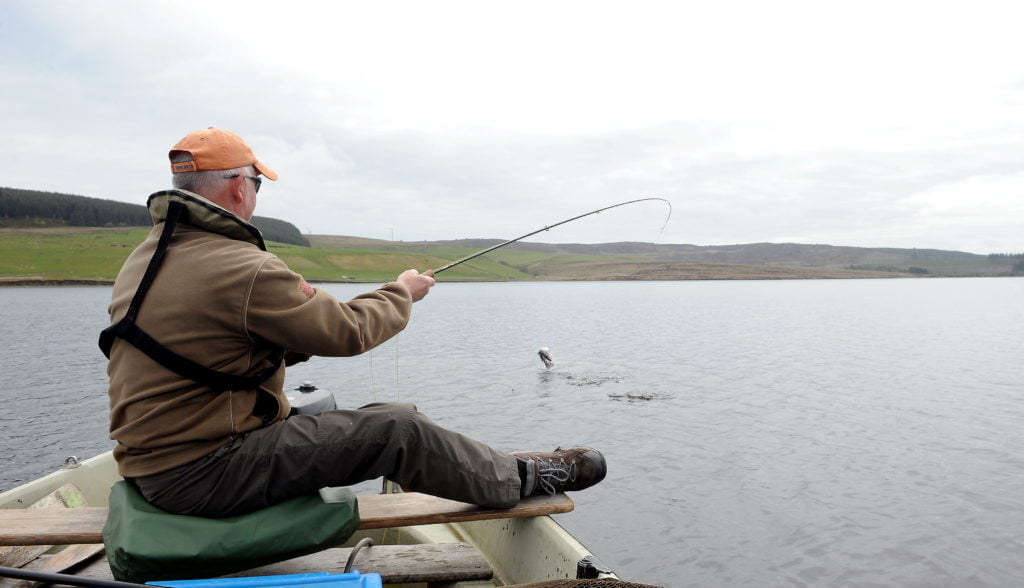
[
  {"xmin": 988, "ymin": 253, "xmax": 1024, "ymax": 272},
  {"xmin": 0, "ymin": 187, "xmax": 150, "ymax": 227},
  {"xmin": 0, "ymin": 187, "xmax": 309, "ymax": 247}
]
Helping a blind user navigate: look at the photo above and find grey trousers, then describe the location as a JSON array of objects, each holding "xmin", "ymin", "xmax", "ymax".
[{"xmin": 132, "ymin": 402, "xmax": 522, "ymax": 517}]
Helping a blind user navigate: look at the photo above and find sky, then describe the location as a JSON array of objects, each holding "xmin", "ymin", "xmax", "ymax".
[{"xmin": 2, "ymin": 1, "xmax": 1023, "ymax": 254}]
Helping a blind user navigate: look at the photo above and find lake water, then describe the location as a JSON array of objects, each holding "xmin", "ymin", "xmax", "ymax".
[{"xmin": 1, "ymin": 278, "xmax": 1022, "ymax": 587}]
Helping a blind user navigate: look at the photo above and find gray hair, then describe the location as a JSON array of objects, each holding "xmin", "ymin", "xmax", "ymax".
[{"xmin": 169, "ymin": 151, "xmax": 255, "ymax": 196}]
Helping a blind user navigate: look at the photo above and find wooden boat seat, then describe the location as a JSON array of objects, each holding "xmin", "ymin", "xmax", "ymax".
[
  {"xmin": 0, "ymin": 491, "xmax": 574, "ymax": 546},
  {"xmin": 58, "ymin": 542, "xmax": 495, "ymax": 585}
]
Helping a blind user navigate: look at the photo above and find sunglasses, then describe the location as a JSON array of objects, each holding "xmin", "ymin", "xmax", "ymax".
[{"xmin": 225, "ymin": 174, "xmax": 262, "ymax": 193}]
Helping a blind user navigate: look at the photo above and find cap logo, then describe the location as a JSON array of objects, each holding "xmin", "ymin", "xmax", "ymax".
[{"xmin": 172, "ymin": 161, "xmax": 197, "ymax": 173}]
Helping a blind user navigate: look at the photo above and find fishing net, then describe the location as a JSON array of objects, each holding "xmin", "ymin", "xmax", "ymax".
[{"xmin": 505, "ymin": 581, "xmax": 663, "ymax": 588}]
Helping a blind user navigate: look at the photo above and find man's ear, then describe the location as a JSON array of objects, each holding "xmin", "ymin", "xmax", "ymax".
[{"xmin": 229, "ymin": 175, "xmax": 246, "ymax": 205}]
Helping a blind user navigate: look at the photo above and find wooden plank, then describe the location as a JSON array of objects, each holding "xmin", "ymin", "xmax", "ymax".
[
  {"xmin": 22, "ymin": 544, "xmax": 104, "ymax": 574},
  {"xmin": 69, "ymin": 543, "xmax": 492, "ymax": 585},
  {"xmin": 0, "ymin": 539, "xmax": 52, "ymax": 568},
  {"xmin": 354, "ymin": 492, "xmax": 574, "ymax": 529},
  {"xmin": 0, "ymin": 484, "xmax": 88, "ymax": 565},
  {"xmin": 233, "ymin": 543, "xmax": 492, "ymax": 584},
  {"xmin": 0, "ymin": 508, "xmax": 107, "ymax": 546},
  {"xmin": 0, "ymin": 492, "xmax": 573, "ymax": 546},
  {"xmin": 4, "ymin": 544, "xmax": 105, "ymax": 588}
]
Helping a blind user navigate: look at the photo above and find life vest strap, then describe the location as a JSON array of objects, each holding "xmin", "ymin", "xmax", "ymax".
[{"xmin": 98, "ymin": 200, "xmax": 282, "ymax": 390}]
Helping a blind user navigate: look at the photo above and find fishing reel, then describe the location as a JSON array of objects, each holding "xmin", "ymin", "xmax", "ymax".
[{"xmin": 286, "ymin": 381, "xmax": 337, "ymax": 416}]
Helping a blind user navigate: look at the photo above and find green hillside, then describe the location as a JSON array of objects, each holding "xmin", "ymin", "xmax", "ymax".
[
  {"xmin": 0, "ymin": 228, "xmax": 635, "ymax": 283},
  {"xmin": 1, "ymin": 189, "xmax": 1020, "ymax": 284},
  {"xmin": 1, "ymin": 226, "xmax": 1020, "ymax": 285},
  {"xmin": 0, "ymin": 228, "xmax": 150, "ymax": 282}
]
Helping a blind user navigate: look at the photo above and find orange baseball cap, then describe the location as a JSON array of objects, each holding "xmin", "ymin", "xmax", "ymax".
[{"xmin": 169, "ymin": 127, "xmax": 278, "ymax": 180}]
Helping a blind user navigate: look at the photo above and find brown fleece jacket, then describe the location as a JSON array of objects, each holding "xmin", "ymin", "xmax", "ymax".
[{"xmin": 106, "ymin": 190, "xmax": 412, "ymax": 477}]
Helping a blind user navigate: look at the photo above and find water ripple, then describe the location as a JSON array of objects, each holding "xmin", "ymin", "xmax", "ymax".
[{"xmin": 2, "ymin": 279, "xmax": 1023, "ymax": 587}]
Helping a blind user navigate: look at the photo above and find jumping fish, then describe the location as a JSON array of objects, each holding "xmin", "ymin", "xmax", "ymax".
[{"xmin": 538, "ymin": 347, "xmax": 554, "ymax": 369}]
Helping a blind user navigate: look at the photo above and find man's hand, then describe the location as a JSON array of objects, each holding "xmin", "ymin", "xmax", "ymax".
[{"xmin": 395, "ymin": 269, "xmax": 436, "ymax": 302}]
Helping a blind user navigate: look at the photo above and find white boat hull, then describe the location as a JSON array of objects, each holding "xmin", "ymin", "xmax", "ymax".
[{"xmin": 0, "ymin": 452, "xmax": 614, "ymax": 585}]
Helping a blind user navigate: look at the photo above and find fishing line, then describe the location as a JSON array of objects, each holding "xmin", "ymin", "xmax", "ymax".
[
  {"xmin": 367, "ymin": 344, "xmax": 400, "ymax": 402},
  {"xmin": 393, "ymin": 338, "xmax": 400, "ymax": 401},
  {"xmin": 378, "ymin": 199, "xmax": 670, "ymax": 495},
  {"xmin": 388, "ymin": 197, "xmax": 671, "ymax": 408},
  {"xmin": 429, "ymin": 197, "xmax": 672, "ymax": 274},
  {"xmin": 369, "ymin": 350, "xmax": 377, "ymax": 402}
]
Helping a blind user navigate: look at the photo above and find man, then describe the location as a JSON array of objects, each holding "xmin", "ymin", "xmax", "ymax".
[{"xmin": 101, "ymin": 127, "xmax": 606, "ymax": 517}]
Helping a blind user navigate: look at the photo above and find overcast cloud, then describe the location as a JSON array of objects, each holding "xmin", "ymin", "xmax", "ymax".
[{"xmin": 2, "ymin": 0, "xmax": 1022, "ymax": 253}]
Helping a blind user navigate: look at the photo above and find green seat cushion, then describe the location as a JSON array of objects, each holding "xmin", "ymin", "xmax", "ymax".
[{"xmin": 103, "ymin": 481, "xmax": 360, "ymax": 584}]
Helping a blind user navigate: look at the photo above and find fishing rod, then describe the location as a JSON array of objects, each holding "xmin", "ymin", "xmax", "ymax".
[
  {"xmin": 0, "ymin": 566, "xmax": 151, "ymax": 588},
  {"xmin": 429, "ymin": 197, "xmax": 672, "ymax": 275}
]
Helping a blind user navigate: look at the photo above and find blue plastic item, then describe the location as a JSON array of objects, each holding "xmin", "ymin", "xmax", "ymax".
[{"xmin": 147, "ymin": 571, "xmax": 382, "ymax": 588}]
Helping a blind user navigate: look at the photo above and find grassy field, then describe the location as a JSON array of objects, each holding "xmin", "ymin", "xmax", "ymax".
[
  {"xmin": 0, "ymin": 227, "xmax": 614, "ymax": 283},
  {"xmin": 1, "ymin": 227, "xmax": 1016, "ymax": 284},
  {"xmin": 0, "ymin": 228, "xmax": 150, "ymax": 282}
]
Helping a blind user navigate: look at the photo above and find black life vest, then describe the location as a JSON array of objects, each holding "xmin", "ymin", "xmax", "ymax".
[{"xmin": 98, "ymin": 199, "xmax": 283, "ymax": 390}]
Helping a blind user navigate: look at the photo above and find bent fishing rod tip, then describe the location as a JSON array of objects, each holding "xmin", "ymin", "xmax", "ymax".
[{"xmin": 430, "ymin": 197, "xmax": 673, "ymax": 275}]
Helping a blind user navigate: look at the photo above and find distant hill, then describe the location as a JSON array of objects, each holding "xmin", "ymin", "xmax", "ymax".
[
  {"xmin": 0, "ymin": 187, "xmax": 309, "ymax": 247},
  {"xmin": 309, "ymin": 235, "xmax": 1023, "ymax": 279},
  {"xmin": 1, "ymin": 188, "xmax": 1020, "ymax": 283}
]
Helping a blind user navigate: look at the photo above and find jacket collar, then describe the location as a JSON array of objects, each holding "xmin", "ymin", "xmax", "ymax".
[{"xmin": 146, "ymin": 189, "xmax": 267, "ymax": 250}]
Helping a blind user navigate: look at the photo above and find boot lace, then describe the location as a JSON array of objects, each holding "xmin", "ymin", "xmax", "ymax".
[{"xmin": 536, "ymin": 456, "xmax": 576, "ymax": 495}]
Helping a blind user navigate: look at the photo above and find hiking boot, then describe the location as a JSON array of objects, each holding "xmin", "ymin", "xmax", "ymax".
[{"xmin": 512, "ymin": 447, "xmax": 607, "ymax": 497}]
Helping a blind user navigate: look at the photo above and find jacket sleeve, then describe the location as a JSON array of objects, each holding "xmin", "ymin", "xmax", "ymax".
[{"xmin": 243, "ymin": 255, "xmax": 413, "ymax": 357}]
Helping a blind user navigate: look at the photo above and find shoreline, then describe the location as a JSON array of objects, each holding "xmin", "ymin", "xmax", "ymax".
[
  {"xmin": 1, "ymin": 275, "xmax": 1019, "ymax": 288},
  {"xmin": 0, "ymin": 279, "xmax": 115, "ymax": 287}
]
